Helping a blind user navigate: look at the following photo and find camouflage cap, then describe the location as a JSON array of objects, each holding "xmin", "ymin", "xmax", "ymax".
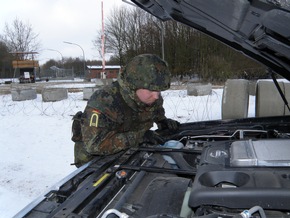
[{"xmin": 118, "ymin": 54, "xmax": 171, "ymax": 91}]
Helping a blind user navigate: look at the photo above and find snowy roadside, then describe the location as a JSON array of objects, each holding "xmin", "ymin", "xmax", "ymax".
[{"xmin": 0, "ymin": 86, "xmax": 255, "ymax": 218}]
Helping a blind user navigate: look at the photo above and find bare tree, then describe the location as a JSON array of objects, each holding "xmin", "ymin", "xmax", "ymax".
[
  {"xmin": 2, "ymin": 17, "xmax": 41, "ymax": 59},
  {"xmin": 0, "ymin": 40, "xmax": 13, "ymax": 77},
  {"xmin": 93, "ymin": 6, "xmax": 154, "ymax": 66},
  {"xmin": 93, "ymin": 6, "xmax": 130, "ymax": 66},
  {"xmin": 93, "ymin": 6, "xmax": 265, "ymax": 82}
]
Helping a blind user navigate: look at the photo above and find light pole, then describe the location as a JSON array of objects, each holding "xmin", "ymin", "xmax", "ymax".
[
  {"xmin": 63, "ymin": 41, "xmax": 86, "ymax": 77},
  {"xmin": 46, "ymin": 48, "xmax": 64, "ymax": 67}
]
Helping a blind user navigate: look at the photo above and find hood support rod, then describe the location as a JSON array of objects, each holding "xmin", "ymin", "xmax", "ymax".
[{"xmin": 270, "ymin": 70, "xmax": 290, "ymax": 112}]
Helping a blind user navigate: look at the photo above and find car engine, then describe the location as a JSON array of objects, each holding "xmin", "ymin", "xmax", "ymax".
[{"xmin": 17, "ymin": 116, "xmax": 290, "ymax": 218}]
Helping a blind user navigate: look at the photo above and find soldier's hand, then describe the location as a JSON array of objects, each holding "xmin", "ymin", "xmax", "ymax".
[
  {"xmin": 143, "ymin": 130, "xmax": 166, "ymax": 145},
  {"xmin": 157, "ymin": 118, "xmax": 180, "ymax": 131}
]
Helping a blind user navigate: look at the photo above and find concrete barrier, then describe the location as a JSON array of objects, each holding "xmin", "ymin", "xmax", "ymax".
[
  {"xmin": 285, "ymin": 83, "xmax": 290, "ymax": 115},
  {"xmin": 11, "ymin": 88, "xmax": 37, "ymax": 101},
  {"xmin": 94, "ymin": 78, "xmax": 113, "ymax": 86},
  {"xmin": 187, "ymin": 83, "xmax": 212, "ymax": 96},
  {"xmin": 83, "ymin": 87, "xmax": 100, "ymax": 100},
  {"xmin": 42, "ymin": 88, "xmax": 68, "ymax": 102},
  {"xmin": 222, "ymin": 79, "xmax": 249, "ymax": 119},
  {"xmin": 255, "ymin": 80, "xmax": 285, "ymax": 117}
]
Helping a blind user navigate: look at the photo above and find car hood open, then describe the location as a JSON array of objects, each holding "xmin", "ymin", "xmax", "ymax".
[{"xmin": 130, "ymin": 0, "xmax": 290, "ymax": 80}]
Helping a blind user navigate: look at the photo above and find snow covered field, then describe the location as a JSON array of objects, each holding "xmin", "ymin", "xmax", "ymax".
[{"xmin": 0, "ymin": 83, "xmax": 256, "ymax": 218}]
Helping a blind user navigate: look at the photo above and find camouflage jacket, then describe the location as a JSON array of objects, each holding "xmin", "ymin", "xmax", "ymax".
[{"xmin": 81, "ymin": 81, "xmax": 167, "ymax": 155}]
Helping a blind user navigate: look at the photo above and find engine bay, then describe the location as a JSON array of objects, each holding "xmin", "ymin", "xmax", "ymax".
[
  {"xmin": 17, "ymin": 116, "xmax": 290, "ymax": 218},
  {"xmin": 101, "ymin": 133, "xmax": 290, "ymax": 218}
]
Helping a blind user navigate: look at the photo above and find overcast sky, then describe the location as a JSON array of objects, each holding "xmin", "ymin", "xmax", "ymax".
[{"xmin": 0, "ymin": 0, "xmax": 130, "ymax": 64}]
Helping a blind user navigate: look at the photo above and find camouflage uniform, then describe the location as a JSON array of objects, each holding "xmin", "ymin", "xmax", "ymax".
[{"xmin": 73, "ymin": 54, "xmax": 174, "ymax": 167}]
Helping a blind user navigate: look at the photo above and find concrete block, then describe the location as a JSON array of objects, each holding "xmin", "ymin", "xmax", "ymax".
[
  {"xmin": 83, "ymin": 87, "xmax": 100, "ymax": 100},
  {"xmin": 284, "ymin": 83, "xmax": 290, "ymax": 115},
  {"xmin": 42, "ymin": 88, "xmax": 68, "ymax": 102},
  {"xmin": 187, "ymin": 83, "xmax": 212, "ymax": 96},
  {"xmin": 101, "ymin": 79, "xmax": 113, "ymax": 86},
  {"xmin": 255, "ymin": 81, "xmax": 284, "ymax": 117},
  {"xmin": 11, "ymin": 88, "xmax": 37, "ymax": 101},
  {"xmin": 95, "ymin": 79, "xmax": 104, "ymax": 86},
  {"xmin": 222, "ymin": 79, "xmax": 249, "ymax": 119},
  {"xmin": 94, "ymin": 78, "xmax": 113, "ymax": 86}
]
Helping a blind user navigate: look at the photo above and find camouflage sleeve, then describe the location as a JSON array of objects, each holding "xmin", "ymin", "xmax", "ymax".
[
  {"xmin": 153, "ymin": 96, "xmax": 167, "ymax": 123},
  {"xmin": 81, "ymin": 106, "xmax": 142, "ymax": 155}
]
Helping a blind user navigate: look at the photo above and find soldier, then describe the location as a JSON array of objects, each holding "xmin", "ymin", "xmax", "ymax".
[{"xmin": 72, "ymin": 54, "xmax": 180, "ymax": 167}]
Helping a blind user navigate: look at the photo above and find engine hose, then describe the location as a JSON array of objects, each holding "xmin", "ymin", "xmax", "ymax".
[
  {"xmin": 233, "ymin": 206, "xmax": 266, "ymax": 218},
  {"xmin": 101, "ymin": 209, "xmax": 129, "ymax": 218},
  {"xmin": 248, "ymin": 206, "xmax": 266, "ymax": 218}
]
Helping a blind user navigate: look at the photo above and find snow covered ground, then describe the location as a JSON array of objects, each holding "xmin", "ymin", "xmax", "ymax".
[{"xmin": 0, "ymin": 83, "xmax": 256, "ymax": 218}]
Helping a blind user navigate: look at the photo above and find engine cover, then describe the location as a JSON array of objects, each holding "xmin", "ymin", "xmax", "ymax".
[{"xmin": 189, "ymin": 139, "xmax": 290, "ymax": 210}]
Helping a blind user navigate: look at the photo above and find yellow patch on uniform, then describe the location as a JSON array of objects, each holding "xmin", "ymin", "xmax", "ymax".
[{"xmin": 89, "ymin": 110, "xmax": 100, "ymax": 127}]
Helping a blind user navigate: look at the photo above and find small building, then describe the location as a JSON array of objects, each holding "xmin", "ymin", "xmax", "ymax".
[
  {"xmin": 11, "ymin": 51, "xmax": 39, "ymax": 83},
  {"xmin": 87, "ymin": 65, "xmax": 121, "ymax": 79}
]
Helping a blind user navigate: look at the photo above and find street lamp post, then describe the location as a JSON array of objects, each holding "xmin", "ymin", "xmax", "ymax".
[
  {"xmin": 46, "ymin": 48, "xmax": 64, "ymax": 67},
  {"xmin": 63, "ymin": 41, "xmax": 86, "ymax": 77}
]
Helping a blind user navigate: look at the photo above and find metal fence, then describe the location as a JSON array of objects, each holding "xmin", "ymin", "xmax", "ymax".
[
  {"xmin": 39, "ymin": 68, "xmax": 75, "ymax": 80},
  {"xmin": 0, "ymin": 85, "xmax": 225, "ymax": 123}
]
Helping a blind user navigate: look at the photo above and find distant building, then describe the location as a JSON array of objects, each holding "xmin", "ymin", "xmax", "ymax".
[
  {"xmin": 11, "ymin": 51, "xmax": 39, "ymax": 83},
  {"xmin": 87, "ymin": 65, "xmax": 121, "ymax": 79}
]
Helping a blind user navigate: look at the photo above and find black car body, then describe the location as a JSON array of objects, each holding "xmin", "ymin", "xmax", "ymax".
[{"xmin": 15, "ymin": 1, "xmax": 290, "ymax": 218}]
